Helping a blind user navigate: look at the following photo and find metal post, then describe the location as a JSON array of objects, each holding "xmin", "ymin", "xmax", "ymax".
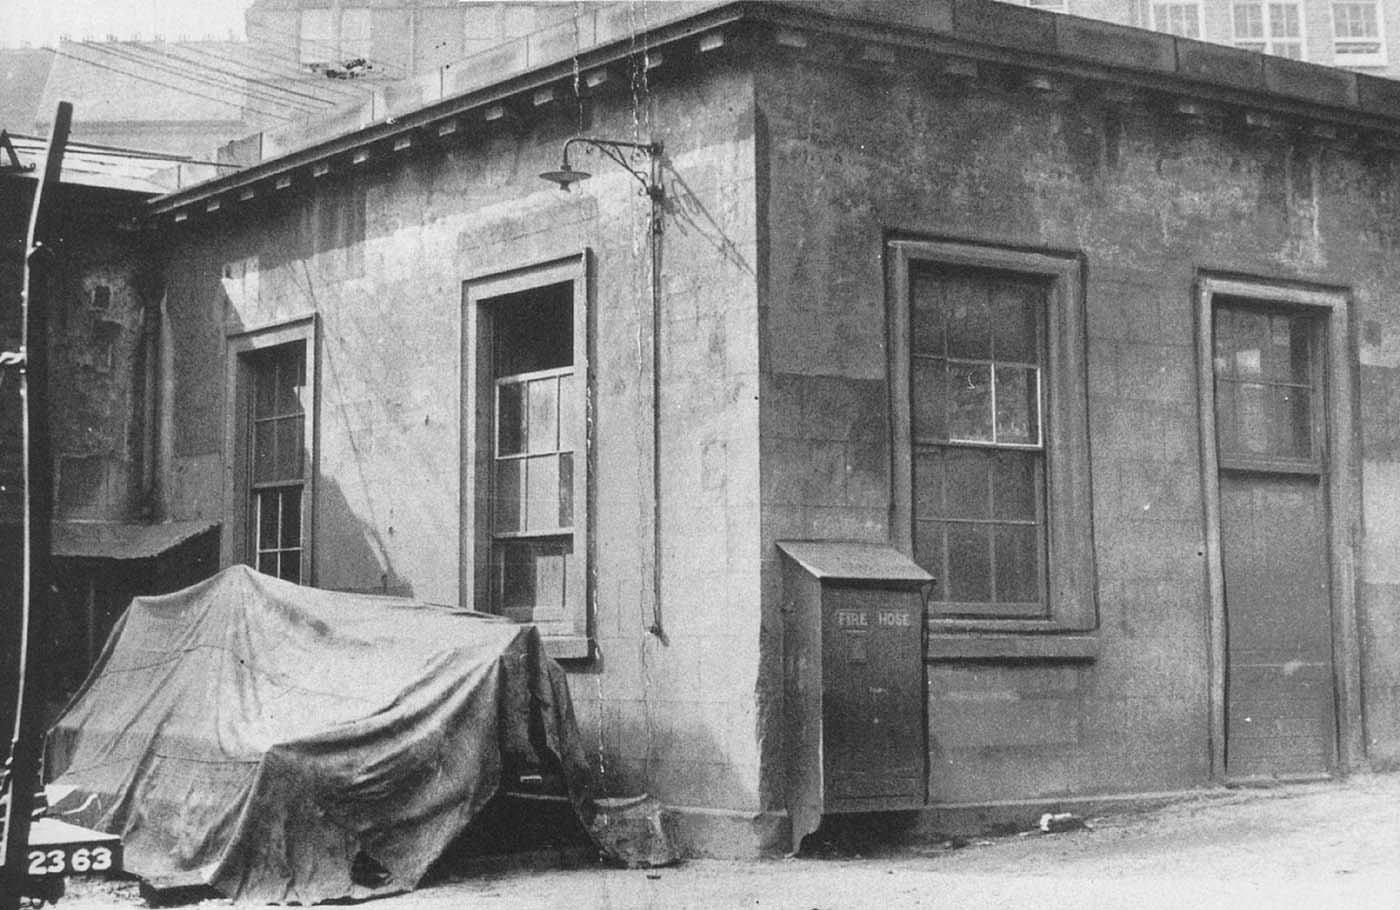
[{"xmin": 1, "ymin": 101, "xmax": 71, "ymax": 909}]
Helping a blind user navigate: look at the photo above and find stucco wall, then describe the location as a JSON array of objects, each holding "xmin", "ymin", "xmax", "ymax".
[
  {"xmin": 159, "ymin": 60, "xmax": 764, "ymax": 819},
  {"xmin": 757, "ymin": 55, "xmax": 1400, "ymax": 799}
]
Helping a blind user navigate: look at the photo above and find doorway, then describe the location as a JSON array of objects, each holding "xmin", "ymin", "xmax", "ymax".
[{"xmin": 1198, "ymin": 280, "xmax": 1360, "ymax": 781}]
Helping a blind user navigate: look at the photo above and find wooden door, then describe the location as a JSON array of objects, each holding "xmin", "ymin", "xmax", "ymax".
[{"xmin": 1213, "ymin": 303, "xmax": 1337, "ymax": 779}]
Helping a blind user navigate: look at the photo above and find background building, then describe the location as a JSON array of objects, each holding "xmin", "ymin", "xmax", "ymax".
[{"xmin": 1010, "ymin": 1, "xmax": 1400, "ymax": 75}]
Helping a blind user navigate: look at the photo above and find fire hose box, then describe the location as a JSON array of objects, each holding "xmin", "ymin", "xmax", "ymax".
[{"xmin": 778, "ymin": 541, "xmax": 932, "ymax": 852}]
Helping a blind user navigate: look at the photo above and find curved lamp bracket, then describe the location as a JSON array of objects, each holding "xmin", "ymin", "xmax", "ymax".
[{"xmin": 540, "ymin": 137, "xmax": 664, "ymax": 201}]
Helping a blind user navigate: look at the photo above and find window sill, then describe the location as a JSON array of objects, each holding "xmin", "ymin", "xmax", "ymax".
[
  {"xmin": 926, "ymin": 633, "xmax": 1099, "ymax": 661},
  {"xmin": 542, "ymin": 635, "xmax": 592, "ymax": 661}
]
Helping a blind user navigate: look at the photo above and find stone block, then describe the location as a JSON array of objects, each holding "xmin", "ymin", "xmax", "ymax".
[
  {"xmin": 382, "ymin": 70, "xmax": 443, "ymax": 120},
  {"xmin": 528, "ymin": 20, "xmax": 590, "ymax": 67},
  {"xmin": 262, "ymin": 100, "xmax": 374, "ymax": 159},
  {"xmin": 1055, "ymin": 16, "xmax": 1174, "ymax": 73},
  {"xmin": 1175, "ymin": 39, "xmax": 1264, "ymax": 92},
  {"xmin": 807, "ymin": 0, "xmax": 953, "ymax": 33},
  {"xmin": 1357, "ymin": 73, "xmax": 1400, "ymax": 119},
  {"xmin": 445, "ymin": 39, "xmax": 527, "ymax": 97},
  {"xmin": 217, "ymin": 133, "xmax": 263, "ymax": 168},
  {"xmin": 951, "ymin": 0, "xmax": 1056, "ymax": 54},
  {"xmin": 1263, "ymin": 56, "xmax": 1358, "ymax": 108}
]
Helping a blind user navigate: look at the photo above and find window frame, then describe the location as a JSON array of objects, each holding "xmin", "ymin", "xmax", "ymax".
[
  {"xmin": 889, "ymin": 240, "xmax": 1096, "ymax": 636},
  {"xmin": 1232, "ymin": 2, "xmax": 1306, "ymax": 60},
  {"xmin": 224, "ymin": 316, "xmax": 318, "ymax": 583},
  {"xmin": 1332, "ymin": 1, "xmax": 1388, "ymax": 68},
  {"xmin": 1211, "ymin": 301, "xmax": 1326, "ymax": 475},
  {"xmin": 462, "ymin": 253, "xmax": 592, "ymax": 658},
  {"xmin": 1152, "ymin": 2, "xmax": 1204, "ymax": 38}
]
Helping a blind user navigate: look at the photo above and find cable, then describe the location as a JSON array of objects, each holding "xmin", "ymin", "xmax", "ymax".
[
  {"xmin": 170, "ymin": 40, "xmax": 371, "ymax": 104},
  {"xmin": 80, "ymin": 42, "xmax": 324, "ymax": 117},
  {"xmin": 245, "ymin": 16, "xmax": 405, "ymax": 80},
  {"xmin": 125, "ymin": 42, "xmax": 347, "ymax": 110},
  {"xmin": 47, "ymin": 46, "xmax": 294, "ymax": 123}
]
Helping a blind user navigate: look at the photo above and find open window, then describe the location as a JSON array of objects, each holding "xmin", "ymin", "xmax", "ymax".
[{"xmin": 463, "ymin": 255, "xmax": 590, "ymax": 658}]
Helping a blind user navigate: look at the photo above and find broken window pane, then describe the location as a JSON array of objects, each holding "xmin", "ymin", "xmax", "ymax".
[{"xmin": 948, "ymin": 362, "xmax": 993, "ymax": 441}]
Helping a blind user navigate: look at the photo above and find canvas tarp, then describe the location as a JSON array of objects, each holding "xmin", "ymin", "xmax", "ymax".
[{"xmin": 44, "ymin": 565, "xmax": 591, "ymax": 904}]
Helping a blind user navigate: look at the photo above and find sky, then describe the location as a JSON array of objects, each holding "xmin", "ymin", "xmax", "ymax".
[{"xmin": 0, "ymin": 0, "xmax": 256, "ymax": 47}]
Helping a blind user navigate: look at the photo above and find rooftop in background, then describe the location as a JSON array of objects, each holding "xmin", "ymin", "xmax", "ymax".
[
  {"xmin": 1001, "ymin": 0, "xmax": 1400, "ymax": 80},
  {"xmin": 1, "ymin": 130, "xmax": 189, "ymax": 195}
]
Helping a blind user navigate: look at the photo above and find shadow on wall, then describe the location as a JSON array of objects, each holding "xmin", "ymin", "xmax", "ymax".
[{"xmin": 314, "ymin": 471, "xmax": 415, "ymax": 599}]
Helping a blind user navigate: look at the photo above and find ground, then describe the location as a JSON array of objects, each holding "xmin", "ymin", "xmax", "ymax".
[{"xmin": 57, "ymin": 773, "xmax": 1400, "ymax": 910}]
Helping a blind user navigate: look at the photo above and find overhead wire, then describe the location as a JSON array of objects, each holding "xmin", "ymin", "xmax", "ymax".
[
  {"xmin": 244, "ymin": 17, "xmax": 406, "ymax": 80},
  {"xmin": 125, "ymin": 42, "xmax": 350, "ymax": 111},
  {"xmin": 78, "ymin": 42, "xmax": 326, "ymax": 117},
  {"xmin": 170, "ymin": 40, "xmax": 371, "ymax": 104},
  {"xmin": 47, "ymin": 46, "xmax": 295, "ymax": 123}
]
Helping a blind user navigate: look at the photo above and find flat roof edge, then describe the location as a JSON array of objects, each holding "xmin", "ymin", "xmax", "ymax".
[{"xmin": 148, "ymin": 0, "xmax": 1400, "ymax": 217}]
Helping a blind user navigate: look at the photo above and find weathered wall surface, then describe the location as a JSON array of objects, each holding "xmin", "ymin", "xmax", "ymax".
[
  {"xmin": 757, "ymin": 56, "xmax": 1400, "ymax": 799},
  {"xmin": 159, "ymin": 59, "xmax": 764, "ymax": 821}
]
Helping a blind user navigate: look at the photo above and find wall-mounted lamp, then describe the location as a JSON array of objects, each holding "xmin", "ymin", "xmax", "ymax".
[
  {"xmin": 541, "ymin": 135, "xmax": 669, "ymax": 643},
  {"xmin": 540, "ymin": 137, "xmax": 664, "ymax": 224}
]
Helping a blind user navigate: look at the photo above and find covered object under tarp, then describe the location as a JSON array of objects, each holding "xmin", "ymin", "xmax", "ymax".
[{"xmin": 43, "ymin": 565, "xmax": 592, "ymax": 904}]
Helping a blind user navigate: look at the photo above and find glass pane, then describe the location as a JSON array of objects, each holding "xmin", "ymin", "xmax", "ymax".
[
  {"xmin": 912, "ymin": 451, "xmax": 944, "ymax": 520},
  {"xmin": 910, "ymin": 272, "xmax": 946, "ymax": 356},
  {"xmin": 497, "ymin": 541, "xmax": 532, "ymax": 610},
  {"xmin": 946, "ymin": 523, "xmax": 991, "ymax": 602},
  {"xmin": 526, "ymin": 455, "xmax": 560, "ymax": 531},
  {"xmin": 557, "ymin": 376, "xmax": 578, "ymax": 451},
  {"xmin": 912, "ymin": 520, "xmax": 944, "ymax": 596},
  {"xmin": 254, "ymin": 364, "xmax": 277, "ymax": 416},
  {"xmin": 1262, "ymin": 314, "xmax": 1300, "ymax": 382},
  {"xmin": 281, "ymin": 550, "xmax": 301, "ymax": 584},
  {"xmin": 253, "ymin": 421, "xmax": 275, "ymax": 482},
  {"xmin": 994, "ymin": 524, "xmax": 1041, "ymax": 603},
  {"xmin": 911, "ymin": 358, "xmax": 947, "ymax": 442},
  {"xmin": 528, "ymin": 377, "xmax": 559, "ymax": 454},
  {"xmin": 497, "ymin": 383, "xmax": 524, "ymax": 456},
  {"xmin": 277, "ymin": 353, "xmax": 304, "ymax": 414},
  {"xmin": 281, "ymin": 487, "xmax": 302, "ymax": 549},
  {"xmin": 495, "ymin": 538, "xmax": 570, "ymax": 613},
  {"xmin": 1271, "ymin": 386, "xmax": 1313, "ymax": 458},
  {"xmin": 992, "ymin": 450, "xmax": 1039, "ymax": 520},
  {"xmin": 944, "ymin": 449, "xmax": 989, "ymax": 520},
  {"xmin": 258, "ymin": 551, "xmax": 278, "ymax": 575},
  {"xmin": 945, "ymin": 279, "xmax": 991, "ymax": 360},
  {"xmin": 995, "ymin": 366, "xmax": 1039, "ymax": 444},
  {"xmin": 257, "ymin": 490, "xmax": 278, "ymax": 549},
  {"xmin": 493, "ymin": 459, "xmax": 523, "ymax": 532},
  {"xmin": 1215, "ymin": 379, "xmax": 1239, "ymax": 453},
  {"xmin": 558, "ymin": 452, "xmax": 574, "ymax": 528},
  {"xmin": 991, "ymin": 281, "xmax": 1038, "ymax": 363},
  {"xmin": 1234, "ymin": 381, "xmax": 1270, "ymax": 454},
  {"xmin": 948, "ymin": 362, "xmax": 993, "ymax": 441},
  {"xmin": 275, "ymin": 416, "xmax": 304, "ymax": 480}
]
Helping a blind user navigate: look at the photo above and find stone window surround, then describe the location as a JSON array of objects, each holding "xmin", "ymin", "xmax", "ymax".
[
  {"xmin": 223, "ymin": 315, "xmax": 319, "ymax": 584},
  {"xmin": 461, "ymin": 253, "xmax": 591, "ymax": 660},
  {"xmin": 888, "ymin": 239, "xmax": 1097, "ymax": 658}
]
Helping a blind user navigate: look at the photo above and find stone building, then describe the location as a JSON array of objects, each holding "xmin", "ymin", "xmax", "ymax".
[
  {"xmin": 1007, "ymin": 0, "xmax": 1400, "ymax": 78},
  {"xmin": 18, "ymin": 0, "xmax": 1400, "ymax": 854}
]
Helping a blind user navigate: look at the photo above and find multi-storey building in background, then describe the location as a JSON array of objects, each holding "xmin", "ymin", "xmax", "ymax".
[{"xmin": 1009, "ymin": 0, "xmax": 1400, "ymax": 75}]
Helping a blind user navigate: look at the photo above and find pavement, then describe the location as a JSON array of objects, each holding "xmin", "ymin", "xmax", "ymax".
[{"xmin": 59, "ymin": 772, "xmax": 1400, "ymax": 910}]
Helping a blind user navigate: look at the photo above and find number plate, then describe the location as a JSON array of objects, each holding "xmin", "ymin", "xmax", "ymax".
[{"xmin": 25, "ymin": 819, "xmax": 123, "ymax": 879}]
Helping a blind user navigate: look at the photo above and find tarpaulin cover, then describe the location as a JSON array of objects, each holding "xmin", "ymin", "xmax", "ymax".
[{"xmin": 44, "ymin": 565, "xmax": 591, "ymax": 904}]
